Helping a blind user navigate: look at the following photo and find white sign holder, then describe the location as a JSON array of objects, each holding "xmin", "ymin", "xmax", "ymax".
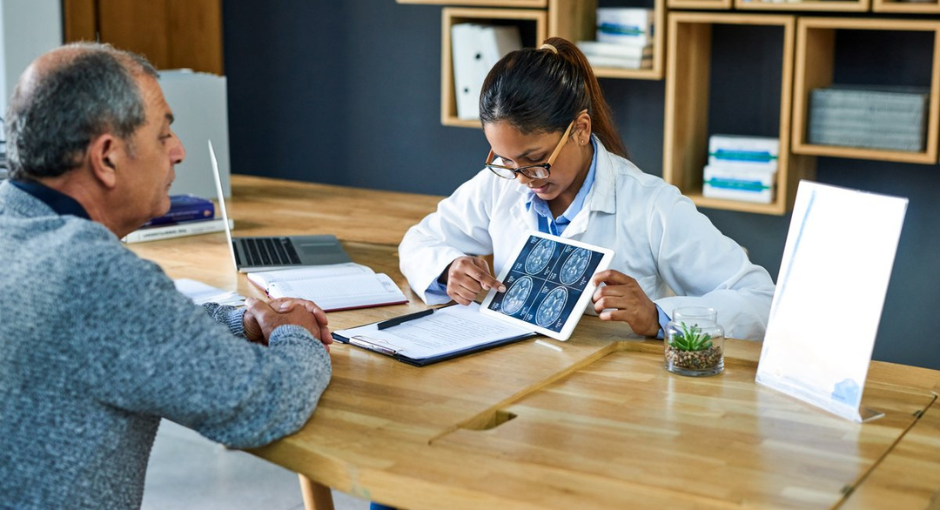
[{"xmin": 756, "ymin": 181, "xmax": 908, "ymax": 422}]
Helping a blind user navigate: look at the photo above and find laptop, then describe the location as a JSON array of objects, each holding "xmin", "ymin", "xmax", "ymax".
[{"xmin": 208, "ymin": 140, "xmax": 352, "ymax": 272}]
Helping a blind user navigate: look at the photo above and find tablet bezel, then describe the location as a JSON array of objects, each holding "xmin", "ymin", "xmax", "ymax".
[{"xmin": 480, "ymin": 231, "xmax": 613, "ymax": 341}]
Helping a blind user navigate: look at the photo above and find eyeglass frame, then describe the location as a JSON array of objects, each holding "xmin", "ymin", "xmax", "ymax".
[{"xmin": 484, "ymin": 119, "xmax": 576, "ymax": 180}]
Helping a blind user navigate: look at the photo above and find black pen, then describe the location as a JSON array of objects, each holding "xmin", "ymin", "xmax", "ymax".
[{"xmin": 376, "ymin": 309, "xmax": 434, "ymax": 330}]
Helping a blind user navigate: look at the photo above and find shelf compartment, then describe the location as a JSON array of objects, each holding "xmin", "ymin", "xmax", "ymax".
[
  {"xmin": 664, "ymin": 12, "xmax": 814, "ymax": 216},
  {"xmin": 550, "ymin": 0, "xmax": 666, "ymax": 80},
  {"xmin": 791, "ymin": 18, "xmax": 940, "ymax": 164},
  {"xmin": 441, "ymin": 7, "xmax": 547, "ymax": 129}
]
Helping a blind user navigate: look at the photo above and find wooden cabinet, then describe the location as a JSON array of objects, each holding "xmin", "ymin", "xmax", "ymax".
[{"xmin": 62, "ymin": 0, "xmax": 223, "ymax": 75}]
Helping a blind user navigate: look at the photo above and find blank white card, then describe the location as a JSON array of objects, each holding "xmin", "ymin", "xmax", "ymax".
[{"xmin": 756, "ymin": 180, "xmax": 908, "ymax": 422}]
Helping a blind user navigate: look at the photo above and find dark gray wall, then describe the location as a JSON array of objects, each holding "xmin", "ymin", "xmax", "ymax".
[{"xmin": 223, "ymin": 2, "xmax": 940, "ymax": 370}]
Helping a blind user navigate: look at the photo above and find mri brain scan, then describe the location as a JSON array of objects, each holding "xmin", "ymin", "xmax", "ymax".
[
  {"xmin": 524, "ymin": 239, "xmax": 556, "ymax": 274},
  {"xmin": 560, "ymin": 248, "xmax": 591, "ymax": 285},
  {"xmin": 501, "ymin": 276, "xmax": 533, "ymax": 316},
  {"xmin": 535, "ymin": 287, "xmax": 568, "ymax": 327}
]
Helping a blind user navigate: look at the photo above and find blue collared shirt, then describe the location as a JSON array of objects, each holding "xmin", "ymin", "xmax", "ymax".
[
  {"xmin": 10, "ymin": 179, "xmax": 91, "ymax": 219},
  {"xmin": 524, "ymin": 137, "xmax": 598, "ymax": 236}
]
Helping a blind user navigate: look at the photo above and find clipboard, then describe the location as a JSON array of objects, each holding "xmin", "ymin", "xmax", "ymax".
[{"xmin": 332, "ymin": 303, "xmax": 536, "ymax": 366}]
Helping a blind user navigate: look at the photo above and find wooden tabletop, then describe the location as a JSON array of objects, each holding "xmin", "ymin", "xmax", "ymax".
[{"xmin": 130, "ymin": 174, "xmax": 940, "ymax": 510}]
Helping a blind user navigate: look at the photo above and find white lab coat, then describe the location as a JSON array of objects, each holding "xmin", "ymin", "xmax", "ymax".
[{"xmin": 399, "ymin": 138, "xmax": 775, "ymax": 340}]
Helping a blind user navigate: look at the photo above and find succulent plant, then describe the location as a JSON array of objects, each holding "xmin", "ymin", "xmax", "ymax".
[{"xmin": 668, "ymin": 322, "xmax": 713, "ymax": 351}]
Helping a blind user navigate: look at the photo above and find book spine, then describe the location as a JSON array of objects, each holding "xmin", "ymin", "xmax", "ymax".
[
  {"xmin": 585, "ymin": 55, "xmax": 652, "ymax": 69},
  {"xmin": 122, "ymin": 218, "xmax": 232, "ymax": 244},
  {"xmin": 576, "ymin": 41, "xmax": 652, "ymax": 59},
  {"xmin": 141, "ymin": 202, "xmax": 215, "ymax": 227}
]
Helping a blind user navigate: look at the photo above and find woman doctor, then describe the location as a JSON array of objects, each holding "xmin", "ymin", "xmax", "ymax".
[{"xmin": 398, "ymin": 37, "xmax": 775, "ymax": 340}]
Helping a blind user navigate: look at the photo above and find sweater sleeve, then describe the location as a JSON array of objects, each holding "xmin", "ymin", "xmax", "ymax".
[
  {"xmin": 202, "ymin": 302, "xmax": 246, "ymax": 337},
  {"xmin": 70, "ymin": 247, "xmax": 331, "ymax": 449}
]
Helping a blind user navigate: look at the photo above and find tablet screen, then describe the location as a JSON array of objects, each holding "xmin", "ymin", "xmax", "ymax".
[{"xmin": 481, "ymin": 232, "xmax": 612, "ymax": 340}]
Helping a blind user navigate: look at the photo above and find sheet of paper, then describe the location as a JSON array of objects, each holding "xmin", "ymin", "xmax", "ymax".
[
  {"xmin": 174, "ymin": 278, "xmax": 245, "ymax": 307},
  {"xmin": 336, "ymin": 302, "xmax": 533, "ymax": 360},
  {"xmin": 247, "ymin": 263, "xmax": 374, "ymax": 288},
  {"xmin": 756, "ymin": 181, "xmax": 908, "ymax": 422}
]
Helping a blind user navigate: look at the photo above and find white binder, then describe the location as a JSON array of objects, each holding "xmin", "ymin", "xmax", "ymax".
[{"xmin": 451, "ymin": 24, "xmax": 522, "ymax": 120}]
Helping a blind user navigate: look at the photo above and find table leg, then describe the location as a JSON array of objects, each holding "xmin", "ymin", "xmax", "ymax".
[{"xmin": 298, "ymin": 473, "xmax": 335, "ymax": 510}]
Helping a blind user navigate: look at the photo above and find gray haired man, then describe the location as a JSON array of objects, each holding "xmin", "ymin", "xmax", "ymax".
[{"xmin": 0, "ymin": 43, "xmax": 332, "ymax": 509}]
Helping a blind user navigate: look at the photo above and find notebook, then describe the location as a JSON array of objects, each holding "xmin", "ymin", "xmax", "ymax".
[
  {"xmin": 208, "ymin": 140, "xmax": 352, "ymax": 272},
  {"xmin": 246, "ymin": 263, "xmax": 408, "ymax": 312}
]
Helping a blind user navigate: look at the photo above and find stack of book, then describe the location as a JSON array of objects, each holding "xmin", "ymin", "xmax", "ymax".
[
  {"xmin": 702, "ymin": 135, "xmax": 778, "ymax": 204},
  {"xmin": 580, "ymin": 8, "xmax": 653, "ymax": 70},
  {"xmin": 808, "ymin": 85, "xmax": 929, "ymax": 152},
  {"xmin": 122, "ymin": 194, "xmax": 231, "ymax": 243}
]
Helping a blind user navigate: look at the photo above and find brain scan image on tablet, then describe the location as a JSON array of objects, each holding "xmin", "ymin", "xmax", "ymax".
[
  {"xmin": 560, "ymin": 248, "xmax": 591, "ymax": 285},
  {"xmin": 501, "ymin": 276, "xmax": 533, "ymax": 316},
  {"xmin": 535, "ymin": 286, "xmax": 568, "ymax": 327},
  {"xmin": 524, "ymin": 238, "xmax": 556, "ymax": 274},
  {"xmin": 484, "ymin": 233, "xmax": 610, "ymax": 337}
]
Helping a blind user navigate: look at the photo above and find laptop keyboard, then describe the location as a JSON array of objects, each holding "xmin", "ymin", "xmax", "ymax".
[{"xmin": 243, "ymin": 238, "xmax": 302, "ymax": 266}]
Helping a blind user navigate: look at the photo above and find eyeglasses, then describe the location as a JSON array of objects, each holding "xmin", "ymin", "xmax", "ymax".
[{"xmin": 484, "ymin": 120, "xmax": 575, "ymax": 180}]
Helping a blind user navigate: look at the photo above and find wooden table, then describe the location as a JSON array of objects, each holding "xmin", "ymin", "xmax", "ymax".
[{"xmin": 131, "ymin": 175, "xmax": 940, "ymax": 510}]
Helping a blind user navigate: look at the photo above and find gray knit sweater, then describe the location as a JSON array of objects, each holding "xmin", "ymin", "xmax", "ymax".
[{"xmin": 0, "ymin": 181, "xmax": 332, "ymax": 509}]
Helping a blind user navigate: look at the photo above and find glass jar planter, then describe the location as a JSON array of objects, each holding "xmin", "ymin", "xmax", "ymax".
[{"xmin": 664, "ymin": 307, "xmax": 724, "ymax": 376}]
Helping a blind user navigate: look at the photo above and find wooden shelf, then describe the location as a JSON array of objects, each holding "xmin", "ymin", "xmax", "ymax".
[
  {"xmin": 668, "ymin": 0, "xmax": 732, "ymax": 10},
  {"xmin": 735, "ymin": 0, "xmax": 869, "ymax": 12},
  {"xmin": 873, "ymin": 0, "xmax": 940, "ymax": 13},
  {"xmin": 441, "ymin": 7, "xmax": 547, "ymax": 129},
  {"xmin": 664, "ymin": 12, "xmax": 815, "ymax": 215},
  {"xmin": 398, "ymin": 0, "xmax": 546, "ymax": 7},
  {"xmin": 550, "ymin": 0, "xmax": 666, "ymax": 80},
  {"xmin": 791, "ymin": 17, "xmax": 940, "ymax": 164}
]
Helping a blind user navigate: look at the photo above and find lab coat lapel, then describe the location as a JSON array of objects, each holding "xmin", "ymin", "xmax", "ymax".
[
  {"xmin": 563, "ymin": 137, "xmax": 617, "ymax": 238},
  {"xmin": 510, "ymin": 186, "xmax": 540, "ymax": 231}
]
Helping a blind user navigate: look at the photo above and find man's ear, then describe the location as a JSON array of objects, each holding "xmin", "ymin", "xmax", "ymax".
[{"xmin": 88, "ymin": 134, "xmax": 120, "ymax": 189}]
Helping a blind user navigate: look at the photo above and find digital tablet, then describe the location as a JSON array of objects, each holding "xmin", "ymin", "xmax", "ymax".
[{"xmin": 480, "ymin": 231, "xmax": 614, "ymax": 341}]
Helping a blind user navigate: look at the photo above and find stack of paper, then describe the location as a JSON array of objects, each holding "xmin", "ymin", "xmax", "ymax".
[
  {"xmin": 247, "ymin": 263, "xmax": 408, "ymax": 312},
  {"xmin": 808, "ymin": 85, "xmax": 929, "ymax": 152},
  {"xmin": 577, "ymin": 41, "xmax": 652, "ymax": 70}
]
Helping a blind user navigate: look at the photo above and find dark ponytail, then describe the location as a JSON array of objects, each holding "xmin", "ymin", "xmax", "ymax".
[{"xmin": 479, "ymin": 37, "xmax": 628, "ymax": 159}]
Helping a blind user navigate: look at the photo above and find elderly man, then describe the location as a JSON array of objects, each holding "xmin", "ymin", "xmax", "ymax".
[{"xmin": 0, "ymin": 43, "xmax": 332, "ymax": 509}]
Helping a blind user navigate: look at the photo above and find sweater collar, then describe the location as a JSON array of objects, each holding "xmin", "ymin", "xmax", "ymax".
[{"xmin": 9, "ymin": 179, "xmax": 90, "ymax": 220}]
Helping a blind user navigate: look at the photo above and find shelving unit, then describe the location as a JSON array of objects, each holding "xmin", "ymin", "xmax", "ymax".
[
  {"xmin": 791, "ymin": 17, "xmax": 940, "ymax": 164},
  {"xmin": 663, "ymin": 12, "xmax": 815, "ymax": 215},
  {"xmin": 440, "ymin": 8, "xmax": 547, "ymax": 128},
  {"xmin": 734, "ymin": 0, "xmax": 869, "ymax": 12}
]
